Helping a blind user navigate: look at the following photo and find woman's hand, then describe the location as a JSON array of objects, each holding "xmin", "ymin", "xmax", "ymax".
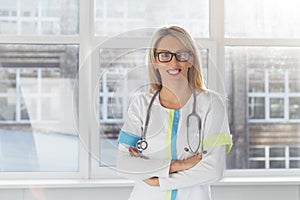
[
  {"xmin": 143, "ymin": 177, "xmax": 159, "ymax": 187},
  {"xmin": 143, "ymin": 155, "xmax": 201, "ymax": 187},
  {"xmin": 169, "ymin": 154, "xmax": 202, "ymax": 174},
  {"xmin": 129, "ymin": 147, "xmax": 142, "ymax": 157},
  {"xmin": 129, "ymin": 147, "xmax": 201, "ymax": 186},
  {"xmin": 129, "ymin": 146, "xmax": 202, "ymax": 173},
  {"xmin": 129, "ymin": 146, "xmax": 149, "ymax": 159}
]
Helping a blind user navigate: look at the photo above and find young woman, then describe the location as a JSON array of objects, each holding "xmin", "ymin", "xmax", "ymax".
[{"xmin": 116, "ymin": 26, "xmax": 232, "ymax": 200}]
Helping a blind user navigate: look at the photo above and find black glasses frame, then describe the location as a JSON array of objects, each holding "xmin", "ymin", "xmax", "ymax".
[{"xmin": 154, "ymin": 51, "xmax": 192, "ymax": 63}]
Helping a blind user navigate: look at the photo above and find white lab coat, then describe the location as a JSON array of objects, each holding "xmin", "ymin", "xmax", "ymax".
[{"xmin": 116, "ymin": 91, "xmax": 232, "ymax": 200}]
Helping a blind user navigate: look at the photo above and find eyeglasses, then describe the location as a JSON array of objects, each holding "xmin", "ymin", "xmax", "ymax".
[{"xmin": 154, "ymin": 51, "xmax": 192, "ymax": 63}]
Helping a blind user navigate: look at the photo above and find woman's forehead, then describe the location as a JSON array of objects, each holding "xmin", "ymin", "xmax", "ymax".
[{"xmin": 156, "ymin": 35, "xmax": 187, "ymax": 52}]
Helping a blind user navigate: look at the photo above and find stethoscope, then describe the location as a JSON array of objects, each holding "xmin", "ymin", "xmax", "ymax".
[{"xmin": 135, "ymin": 88, "xmax": 204, "ymax": 155}]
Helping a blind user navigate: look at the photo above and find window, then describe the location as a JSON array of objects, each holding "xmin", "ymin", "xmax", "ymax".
[
  {"xmin": 0, "ymin": 0, "xmax": 80, "ymax": 177},
  {"xmin": 94, "ymin": 0, "xmax": 209, "ymax": 37},
  {"xmin": 0, "ymin": 44, "xmax": 79, "ymax": 172},
  {"xmin": 1, "ymin": 0, "xmax": 299, "ymax": 180},
  {"xmin": 225, "ymin": 0, "xmax": 300, "ymax": 171},
  {"xmin": 225, "ymin": 0, "xmax": 300, "ymax": 38},
  {"xmin": 0, "ymin": 0, "xmax": 78, "ymax": 35},
  {"xmin": 249, "ymin": 146, "xmax": 300, "ymax": 169}
]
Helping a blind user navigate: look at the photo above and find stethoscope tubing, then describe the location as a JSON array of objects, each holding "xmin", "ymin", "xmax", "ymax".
[{"xmin": 137, "ymin": 89, "xmax": 203, "ymax": 154}]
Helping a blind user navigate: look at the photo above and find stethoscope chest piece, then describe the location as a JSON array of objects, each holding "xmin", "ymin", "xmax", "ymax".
[{"xmin": 136, "ymin": 139, "xmax": 148, "ymax": 151}]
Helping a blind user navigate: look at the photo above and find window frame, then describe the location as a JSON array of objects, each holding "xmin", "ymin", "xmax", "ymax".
[
  {"xmin": 223, "ymin": 0, "xmax": 300, "ymax": 177},
  {"xmin": 1, "ymin": 0, "xmax": 300, "ymax": 181},
  {"xmin": 0, "ymin": 0, "xmax": 89, "ymax": 179},
  {"xmin": 247, "ymin": 68, "xmax": 300, "ymax": 123}
]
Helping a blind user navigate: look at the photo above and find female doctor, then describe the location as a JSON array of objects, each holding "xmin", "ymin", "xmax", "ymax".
[{"xmin": 116, "ymin": 26, "xmax": 232, "ymax": 200}]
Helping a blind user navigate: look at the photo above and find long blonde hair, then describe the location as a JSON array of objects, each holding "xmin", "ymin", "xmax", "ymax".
[{"xmin": 147, "ymin": 26, "xmax": 207, "ymax": 93}]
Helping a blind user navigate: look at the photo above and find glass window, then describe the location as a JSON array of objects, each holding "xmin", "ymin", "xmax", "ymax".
[
  {"xmin": 249, "ymin": 147, "xmax": 265, "ymax": 157},
  {"xmin": 248, "ymin": 69, "xmax": 264, "ymax": 93},
  {"xmin": 290, "ymin": 147, "xmax": 300, "ymax": 157},
  {"xmin": 0, "ymin": 44, "xmax": 79, "ymax": 172},
  {"xmin": 289, "ymin": 98, "xmax": 300, "ymax": 119},
  {"xmin": 269, "ymin": 70, "xmax": 285, "ymax": 93},
  {"xmin": 226, "ymin": 47, "xmax": 300, "ymax": 169},
  {"xmin": 249, "ymin": 161, "xmax": 265, "ymax": 169},
  {"xmin": 249, "ymin": 97, "xmax": 265, "ymax": 119},
  {"xmin": 225, "ymin": 0, "xmax": 300, "ymax": 38},
  {"xmin": 290, "ymin": 161, "xmax": 300, "ymax": 168},
  {"xmin": 0, "ymin": 0, "xmax": 79, "ymax": 35},
  {"xmin": 269, "ymin": 98, "xmax": 284, "ymax": 119},
  {"xmin": 270, "ymin": 147, "xmax": 285, "ymax": 157},
  {"xmin": 94, "ymin": 0, "xmax": 209, "ymax": 37},
  {"xmin": 270, "ymin": 161, "xmax": 285, "ymax": 169},
  {"xmin": 289, "ymin": 70, "xmax": 300, "ymax": 93}
]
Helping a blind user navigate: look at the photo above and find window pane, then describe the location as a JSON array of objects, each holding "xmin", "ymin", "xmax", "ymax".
[
  {"xmin": 0, "ymin": 68, "xmax": 16, "ymax": 94},
  {"xmin": 249, "ymin": 161, "xmax": 265, "ymax": 169},
  {"xmin": 269, "ymin": 70, "xmax": 285, "ymax": 93},
  {"xmin": 225, "ymin": 0, "xmax": 300, "ymax": 38},
  {"xmin": 270, "ymin": 161, "xmax": 285, "ymax": 168},
  {"xmin": 289, "ymin": 70, "xmax": 300, "ymax": 92},
  {"xmin": 0, "ymin": 97, "xmax": 16, "ymax": 121},
  {"xmin": 226, "ymin": 46, "xmax": 300, "ymax": 169},
  {"xmin": 290, "ymin": 161, "xmax": 300, "ymax": 168},
  {"xmin": 0, "ymin": 44, "xmax": 79, "ymax": 172},
  {"xmin": 99, "ymin": 48, "xmax": 148, "ymax": 166},
  {"xmin": 289, "ymin": 98, "xmax": 300, "ymax": 119},
  {"xmin": 270, "ymin": 147, "xmax": 285, "ymax": 157},
  {"xmin": 289, "ymin": 147, "xmax": 300, "ymax": 157},
  {"xmin": 99, "ymin": 47, "xmax": 208, "ymax": 166},
  {"xmin": 0, "ymin": 0, "xmax": 79, "ymax": 35},
  {"xmin": 94, "ymin": 0, "xmax": 209, "ymax": 37},
  {"xmin": 248, "ymin": 69, "xmax": 264, "ymax": 92},
  {"xmin": 270, "ymin": 98, "xmax": 284, "ymax": 119},
  {"xmin": 249, "ymin": 97, "xmax": 265, "ymax": 119},
  {"xmin": 249, "ymin": 147, "xmax": 265, "ymax": 157}
]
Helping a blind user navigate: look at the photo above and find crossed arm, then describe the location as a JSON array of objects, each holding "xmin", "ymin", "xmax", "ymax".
[{"xmin": 128, "ymin": 147, "xmax": 202, "ymax": 187}]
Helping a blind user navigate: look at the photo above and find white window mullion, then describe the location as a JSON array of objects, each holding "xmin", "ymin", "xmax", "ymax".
[
  {"xmin": 265, "ymin": 146, "xmax": 270, "ymax": 169},
  {"xmin": 265, "ymin": 69, "xmax": 270, "ymax": 120},
  {"xmin": 103, "ymin": 0, "xmax": 107, "ymax": 35},
  {"xmin": 102, "ymin": 72, "xmax": 108, "ymax": 121},
  {"xmin": 37, "ymin": 68, "xmax": 42, "ymax": 121},
  {"xmin": 37, "ymin": 0, "xmax": 42, "ymax": 35},
  {"xmin": 284, "ymin": 70, "xmax": 289, "ymax": 121},
  {"xmin": 124, "ymin": 0, "xmax": 128, "ymax": 33},
  {"xmin": 16, "ymin": 0, "xmax": 21, "ymax": 35},
  {"xmin": 285, "ymin": 146, "xmax": 290, "ymax": 169},
  {"xmin": 16, "ymin": 69, "xmax": 21, "ymax": 122}
]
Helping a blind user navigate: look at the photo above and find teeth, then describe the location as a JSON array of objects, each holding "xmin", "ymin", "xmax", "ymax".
[{"xmin": 168, "ymin": 69, "xmax": 180, "ymax": 75}]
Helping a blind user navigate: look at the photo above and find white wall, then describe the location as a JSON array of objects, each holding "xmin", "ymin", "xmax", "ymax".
[{"xmin": 0, "ymin": 185, "xmax": 299, "ymax": 200}]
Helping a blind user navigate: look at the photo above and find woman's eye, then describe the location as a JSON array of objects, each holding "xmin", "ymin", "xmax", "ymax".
[{"xmin": 161, "ymin": 53, "xmax": 170, "ymax": 58}]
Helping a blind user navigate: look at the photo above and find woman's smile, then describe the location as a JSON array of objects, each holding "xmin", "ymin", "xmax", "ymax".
[{"xmin": 167, "ymin": 68, "xmax": 181, "ymax": 76}]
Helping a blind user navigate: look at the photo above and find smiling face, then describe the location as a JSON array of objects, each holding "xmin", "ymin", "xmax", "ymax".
[{"xmin": 154, "ymin": 35, "xmax": 193, "ymax": 88}]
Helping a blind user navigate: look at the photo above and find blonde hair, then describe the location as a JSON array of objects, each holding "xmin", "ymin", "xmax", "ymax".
[{"xmin": 147, "ymin": 26, "xmax": 207, "ymax": 93}]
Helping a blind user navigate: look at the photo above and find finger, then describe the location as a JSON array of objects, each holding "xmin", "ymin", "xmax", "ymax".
[{"xmin": 129, "ymin": 147, "xmax": 142, "ymax": 157}]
